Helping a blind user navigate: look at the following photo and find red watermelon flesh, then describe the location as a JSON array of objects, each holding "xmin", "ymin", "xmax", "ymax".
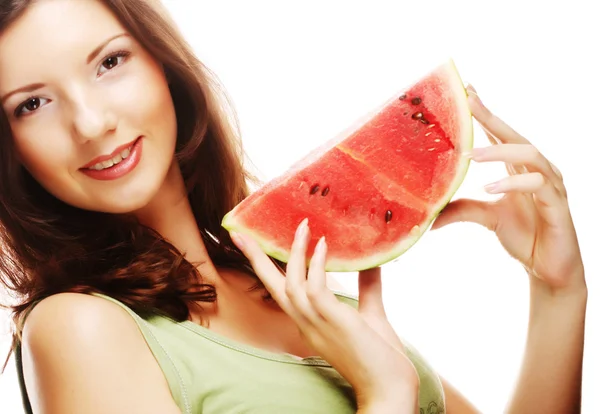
[{"xmin": 222, "ymin": 59, "xmax": 473, "ymax": 271}]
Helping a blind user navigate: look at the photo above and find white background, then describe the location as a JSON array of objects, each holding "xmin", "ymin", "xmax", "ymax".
[{"xmin": 1, "ymin": 1, "xmax": 598, "ymax": 413}]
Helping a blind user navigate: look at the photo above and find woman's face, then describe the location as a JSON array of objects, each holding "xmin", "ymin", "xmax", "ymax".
[{"xmin": 0, "ymin": 0, "xmax": 178, "ymax": 213}]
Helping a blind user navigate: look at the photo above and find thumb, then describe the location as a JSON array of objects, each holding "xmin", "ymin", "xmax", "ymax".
[
  {"xmin": 431, "ymin": 198, "xmax": 497, "ymax": 231},
  {"xmin": 358, "ymin": 267, "xmax": 386, "ymax": 315}
]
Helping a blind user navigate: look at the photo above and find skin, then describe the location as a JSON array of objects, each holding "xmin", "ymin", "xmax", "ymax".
[
  {"xmin": 0, "ymin": 3, "xmax": 178, "ymax": 216},
  {"xmin": 0, "ymin": 1, "xmax": 587, "ymax": 413}
]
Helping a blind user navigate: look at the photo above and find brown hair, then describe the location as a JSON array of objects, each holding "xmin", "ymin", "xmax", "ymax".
[{"xmin": 0, "ymin": 0, "xmax": 261, "ymax": 367}]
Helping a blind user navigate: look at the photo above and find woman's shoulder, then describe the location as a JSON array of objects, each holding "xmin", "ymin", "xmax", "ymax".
[
  {"xmin": 20, "ymin": 292, "xmax": 165, "ymax": 382},
  {"xmin": 19, "ymin": 292, "xmax": 180, "ymax": 414},
  {"xmin": 25, "ymin": 291, "xmax": 126, "ymax": 322},
  {"xmin": 22, "ymin": 292, "xmax": 139, "ymax": 347}
]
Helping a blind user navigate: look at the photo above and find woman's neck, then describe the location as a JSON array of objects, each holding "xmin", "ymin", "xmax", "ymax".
[{"xmin": 134, "ymin": 160, "xmax": 218, "ymax": 282}]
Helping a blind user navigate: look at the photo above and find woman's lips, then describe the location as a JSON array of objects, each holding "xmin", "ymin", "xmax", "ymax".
[{"xmin": 80, "ymin": 137, "xmax": 143, "ymax": 181}]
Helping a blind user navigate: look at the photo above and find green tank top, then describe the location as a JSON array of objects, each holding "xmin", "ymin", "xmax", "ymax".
[{"xmin": 15, "ymin": 292, "xmax": 446, "ymax": 413}]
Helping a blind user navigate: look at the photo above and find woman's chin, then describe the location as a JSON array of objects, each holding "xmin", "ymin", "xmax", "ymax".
[
  {"xmin": 62, "ymin": 181, "xmax": 165, "ymax": 215},
  {"xmin": 75, "ymin": 197, "xmax": 155, "ymax": 215}
]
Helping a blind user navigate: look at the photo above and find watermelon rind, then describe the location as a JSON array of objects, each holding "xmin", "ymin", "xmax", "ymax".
[{"xmin": 222, "ymin": 58, "xmax": 473, "ymax": 272}]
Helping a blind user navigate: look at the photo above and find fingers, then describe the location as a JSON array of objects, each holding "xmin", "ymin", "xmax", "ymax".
[
  {"xmin": 431, "ymin": 198, "xmax": 496, "ymax": 231},
  {"xmin": 549, "ymin": 162, "xmax": 564, "ymax": 181},
  {"xmin": 466, "ymin": 85, "xmax": 530, "ymax": 145},
  {"xmin": 285, "ymin": 219, "xmax": 319, "ymax": 322},
  {"xmin": 285, "ymin": 219, "xmax": 310, "ymax": 308},
  {"xmin": 472, "ymin": 144, "xmax": 566, "ymax": 195},
  {"xmin": 485, "ymin": 172, "xmax": 564, "ymax": 209},
  {"xmin": 286, "ymin": 218, "xmax": 310, "ymax": 280},
  {"xmin": 467, "ymin": 84, "xmax": 567, "ymax": 196},
  {"xmin": 231, "ymin": 221, "xmax": 339, "ymax": 327},
  {"xmin": 306, "ymin": 237, "xmax": 340, "ymax": 319},
  {"xmin": 358, "ymin": 267, "xmax": 386, "ymax": 316}
]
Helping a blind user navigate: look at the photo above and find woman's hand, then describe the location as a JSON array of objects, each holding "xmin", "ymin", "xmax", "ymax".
[
  {"xmin": 432, "ymin": 85, "xmax": 585, "ymax": 294},
  {"xmin": 231, "ymin": 220, "xmax": 419, "ymax": 413}
]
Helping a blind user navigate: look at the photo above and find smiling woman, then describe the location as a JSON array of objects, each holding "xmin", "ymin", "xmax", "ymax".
[
  {"xmin": 0, "ymin": 1, "xmax": 589, "ymax": 414},
  {"xmin": 0, "ymin": 19, "xmax": 177, "ymax": 213},
  {"xmin": 0, "ymin": 0, "xmax": 428, "ymax": 412}
]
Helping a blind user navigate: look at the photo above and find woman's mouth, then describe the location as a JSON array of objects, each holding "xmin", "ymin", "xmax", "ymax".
[
  {"xmin": 80, "ymin": 137, "xmax": 143, "ymax": 181},
  {"xmin": 87, "ymin": 146, "xmax": 133, "ymax": 170}
]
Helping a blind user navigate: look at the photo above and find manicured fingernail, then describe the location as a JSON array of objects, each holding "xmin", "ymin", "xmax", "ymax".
[
  {"xmin": 470, "ymin": 147, "xmax": 486, "ymax": 159},
  {"xmin": 316, "ymin": 236, "xmax": 327, "ymax": 254},
  {"xmin": 484, "ymin": 182, "xmax": 499, "ymax": 193},
  {"xmin": 295, "ymin": 218, "xmax": 309, "ymax": 239},
  {"xmin": 466, "ymin": 83, "xmax": 478, "ymax": 94},
  {"xmin": 231, "ymin": 232, "xmax": 244, "ymax": 248},
  {"xmin": 463, "ymin": 148, "xmax": 487, "ymax": 160}
]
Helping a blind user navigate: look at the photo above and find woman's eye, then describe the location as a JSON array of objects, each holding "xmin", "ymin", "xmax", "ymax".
[
  {"xmin": 15, "ymin": 97, "xmax": 49, "ymax": 117},
  {"xmin": 24, "ymin": 98, "xmax": 41, "ymax": 111},
  {"xmin": 98, "ymin": 51, "xmax": 130, "ymax": 75},
  {"xmin": 103, "ymin": 56, "xmax": 120, "ymax": 70}
]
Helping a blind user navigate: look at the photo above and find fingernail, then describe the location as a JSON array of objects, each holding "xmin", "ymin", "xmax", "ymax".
[
  {"xmin": 316, "ymin": 236, "xmax": 327, "ymax": 254},
  {"xmin": 295, "ymin": 218, "xmax": 309, "ymax": 239},
  {"xmin": 231, "ymin": 232, "xmax": 244, "ymax": 248},
  {"xmin": 470, "ymin": 147, "xmax": 486, "ymax": 159},
  {"xmin": 484, "ymin": 182, "xmax": 499, "ymax": 193},
  {"xmin": 463, "ymin": 148, "xmax": 486, "ymax": 159}
]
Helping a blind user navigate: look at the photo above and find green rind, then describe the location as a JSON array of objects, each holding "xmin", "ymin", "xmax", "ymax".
[{"xmin": 222, "ymin": 59, "xmax": 473, "ymax": 271}]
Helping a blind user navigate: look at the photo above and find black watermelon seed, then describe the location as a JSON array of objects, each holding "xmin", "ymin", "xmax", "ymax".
[
  {"xmin": 385, "ymin": 210, "xmax": 392, "ymax": 223},
  {"xmin": 321, "ymin": 186, "xmax": 330, "ymax": 196},
  {"xmin": 310, "ymin": 184, "xmax": 320, "ymax": 195},
  {"xmin": 411, "ymin": 97, "xmax": 422, "ymax": 105},
  {"xmin": 420, "ymin": 118, "xmax": 430, "ymax": 125},
  {"xmin": 399, "ymin": 93, "xmax": 407, "ymax": 100},
  {"xmin": 411, "ymin": 112, "xmax": 423, "ymax": 120}
]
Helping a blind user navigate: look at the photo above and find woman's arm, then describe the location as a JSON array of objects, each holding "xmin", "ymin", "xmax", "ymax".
[
  {"xmin": 435, "ymin": 85, "xmax": 587, "ymax": 413},
  {"xmin": 441, "ymin": 278, "xmax": 587, "ymax": 414},
  {"xmin": 504, "ymin": 276, "xmax": 586, "ymax": 413},
  {"xmin": 21, "ymin": 293, "xmax": 181, "ymax": 414}
]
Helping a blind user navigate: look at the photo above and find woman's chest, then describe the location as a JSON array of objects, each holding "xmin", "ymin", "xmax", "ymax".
[{"xmin": 191, "ymin": 288, "xmax": 318, "ymax": 359}]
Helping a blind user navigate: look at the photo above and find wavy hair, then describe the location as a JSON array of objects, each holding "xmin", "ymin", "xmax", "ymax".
[{"xmin": 0, "ymin": 0, "xmax": 261, "ymax": 369}]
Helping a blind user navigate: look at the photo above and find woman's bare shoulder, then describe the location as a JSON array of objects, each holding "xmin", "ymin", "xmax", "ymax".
[{"xmin": 21, "ymin": 292, "xmax": 180, "ymax": 414}]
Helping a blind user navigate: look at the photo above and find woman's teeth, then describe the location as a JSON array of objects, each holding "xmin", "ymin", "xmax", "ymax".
[{"xmin": 89, "ymin": 147, "xmax": 132, "ymax": 171}]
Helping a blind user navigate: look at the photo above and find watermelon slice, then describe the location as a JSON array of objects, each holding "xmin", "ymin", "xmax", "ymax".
[{"xmin": 222, "ymin": 59, "xmax": 473, "ymax": 271}]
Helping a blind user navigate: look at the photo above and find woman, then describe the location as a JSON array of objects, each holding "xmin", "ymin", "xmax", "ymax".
[{"xmin": 0, "ymin": 0, "xmax": 587, "ymax": 413}]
